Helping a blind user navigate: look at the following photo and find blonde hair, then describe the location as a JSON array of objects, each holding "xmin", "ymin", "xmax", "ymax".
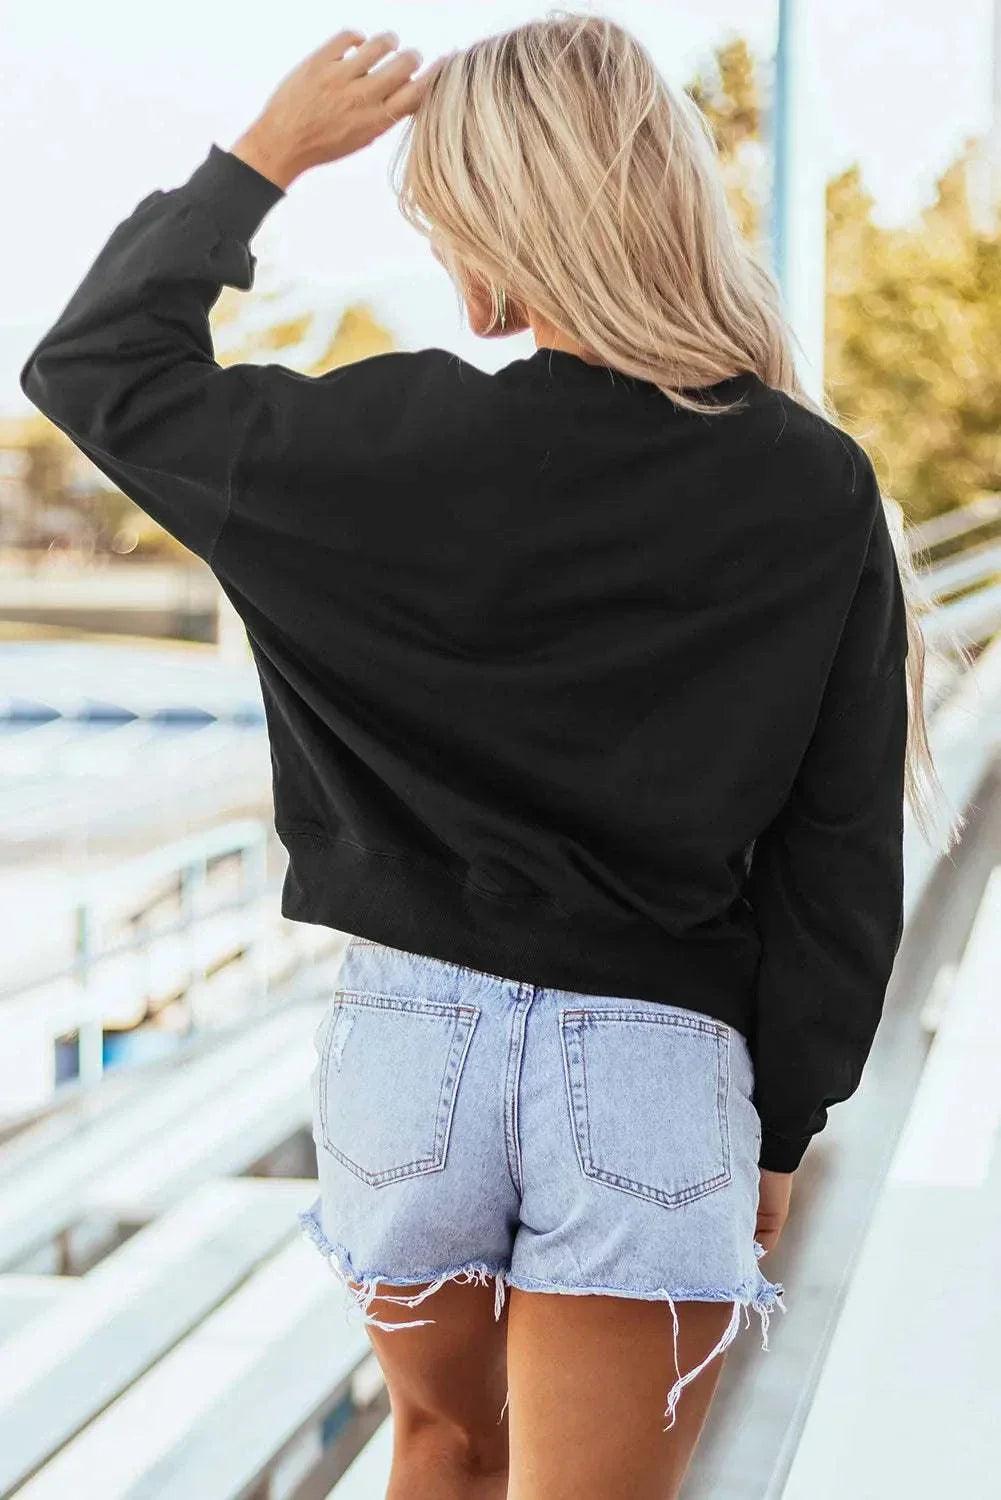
[{"xmin": 394, "ymin": 9, "xmax": 954, "ymax": 848}]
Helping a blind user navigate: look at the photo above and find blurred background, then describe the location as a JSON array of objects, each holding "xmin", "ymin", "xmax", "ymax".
[{"xmin": 1, "ymin": 2, "xmax": 1000, "ymax": 1496}]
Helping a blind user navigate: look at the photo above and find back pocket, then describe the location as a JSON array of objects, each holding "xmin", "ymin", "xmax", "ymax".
[
  {"xmin": 317, "ymin": 990, "xmax": 479, "ymax": 1187},
  {"xmin": 559, "ymin": 1007, "xmax": 731, "ymax": 1207}
]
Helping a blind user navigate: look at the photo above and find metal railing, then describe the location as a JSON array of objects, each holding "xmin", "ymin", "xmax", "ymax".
[
  {"xmin": 910, "ymin": 495, "xmax": 1001, "ymax": 653},
  {"xmin": 0, "ymin": 821, "xmax": 340, "ymax": 1119}
]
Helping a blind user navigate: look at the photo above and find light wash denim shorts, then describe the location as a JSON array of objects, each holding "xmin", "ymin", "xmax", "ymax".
[{"xmin": 300, "ymin": 937, "xmax": 785, "ymax": 1428}]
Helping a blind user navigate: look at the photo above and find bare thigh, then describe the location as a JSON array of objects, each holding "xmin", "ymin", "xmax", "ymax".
[
  {"xmin": 358, "ymin": 1277, "xmax": 510, "ymax": 1461},
  {"xmin": 507, "ymin": 1288, "xmax": 734, "ymax": 1500}
]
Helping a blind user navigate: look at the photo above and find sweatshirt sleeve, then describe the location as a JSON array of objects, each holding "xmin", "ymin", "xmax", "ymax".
[
  {"xmin": 744, "ymin": 452, "xmax": 909, "ymax": 1173},
  {"xmin": 18, "ymin": 144, "xmax": 286, "ymax": 563}
]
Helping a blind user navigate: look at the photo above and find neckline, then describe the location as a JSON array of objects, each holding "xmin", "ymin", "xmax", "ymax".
[{"xmin": 521, "ymin": 346, "xmax": 757, "ymax": 399}]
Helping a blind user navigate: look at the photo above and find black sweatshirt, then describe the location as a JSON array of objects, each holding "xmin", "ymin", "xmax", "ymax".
[{"xmin": 20, "ymin": 144, "xmax": 909, "ymax": 1173}]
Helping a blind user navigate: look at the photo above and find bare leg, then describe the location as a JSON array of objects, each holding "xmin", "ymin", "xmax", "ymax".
[
  {"xmin": 506, "ymin": 1288, "xmax": 735, "ymax": 1500},
  {"xmin": 355, "ymin": 1276, "xmax": 510, "ymax": 1499}
]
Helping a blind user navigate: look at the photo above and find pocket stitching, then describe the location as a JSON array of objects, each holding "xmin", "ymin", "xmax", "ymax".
[
  {"xmin": 560, "ymin": 1010, "xmax": 732, "ymax": 1208},
  {"xmin": 319, "ymin": 990, "xmax": 479, "ymax": 1187}
]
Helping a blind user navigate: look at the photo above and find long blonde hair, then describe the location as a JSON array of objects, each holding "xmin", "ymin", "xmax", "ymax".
[{"xmin": 394, "ymin": 10, "xmax": 952, "ymax": 847}]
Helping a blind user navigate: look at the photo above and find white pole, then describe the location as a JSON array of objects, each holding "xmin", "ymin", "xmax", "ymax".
[
  {"xmin": 964, "ymin": 0, "xmax": 1000, "ymax": 229},
  {"xmin": 991, "ymin": 0, "xmax": 1001, "ymax": 193},
  {"xmin": 770, "ymin": 0, "xmax": 827, "ymax": 406}
]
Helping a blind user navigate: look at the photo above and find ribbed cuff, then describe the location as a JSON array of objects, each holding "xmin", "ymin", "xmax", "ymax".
[
  {"xmin": 182, "ymin": 142, "xmax": 286, "ymax": 244},
  {"xmin": 759, "ymin": 1128, "xmax": 811, "ymax": 1173}
]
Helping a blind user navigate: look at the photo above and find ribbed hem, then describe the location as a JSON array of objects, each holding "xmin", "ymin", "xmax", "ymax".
[
  {"xmin": 278, "ymin": 827, "xmax": 761, "ymax": 1029},
  {"xmin": 182, "ymin": 142, "xmax": 286, "ymax": 244},
  {"xmin": 759, "ymin": 1128, "xmax": 812, "ymax": 1173}
]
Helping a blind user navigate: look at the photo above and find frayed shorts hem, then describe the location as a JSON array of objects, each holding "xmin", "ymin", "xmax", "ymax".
[{"xmin": 298, "ymin": 1201, "xmax": 786, "ymax": 1430}]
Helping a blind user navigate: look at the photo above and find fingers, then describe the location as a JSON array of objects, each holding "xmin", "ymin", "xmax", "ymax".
[
  {"xmin": 366, "ymin": 46, "xmax": 423, "ymax": 100},
  {"xmin": 340, "ymin": 30, "xmax": 404, "ymax": 78},
  {"xmin": 380, "ymin": 74, "xmax": 430, "ymax": 124},
  {"xmin": 755, "ymin": 1207, "xmax": 787, "ymax": 1253},
  {"xmin": 383, "ymin": 49, "xmax": 447, "ymax": 110},
  {"xmin": 318, "ymin": 28, "xmax": 367, "ymax": 62},
  {"xmin": 305, "ymin": 28, "xmax": 436, "ymax": 147}
]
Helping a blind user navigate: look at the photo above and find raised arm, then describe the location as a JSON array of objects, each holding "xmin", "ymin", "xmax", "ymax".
[
  {"xmin": 745, "ymin": 454, "xmax": 910, "ymax": 1175},
  {"xmin": 19, "ymin": 146, "xmax": 287, "ymax": 562},
  {"xmin": 19, "ymin": 30, "xmax": 431, "ymax": 563}
]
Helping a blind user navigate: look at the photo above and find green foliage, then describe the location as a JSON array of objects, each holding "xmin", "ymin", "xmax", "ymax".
[
  {"xmin": 311, "ymin": 304, "xmax": 396, "ymax": 372},
  {"xmin": 688, "ymin": 40, "xmax": 1001, "ymax": 522},
  {"xmin": 826, "ymin": 144, "xmax": 1001, "ymax": 520},
  {"xmin": 686, "ymin": 36, "xmax": 764, "ymax": 242},
  {"xmin": 216, "ymin": 273, "xmax": 396, "ymax": 375}
]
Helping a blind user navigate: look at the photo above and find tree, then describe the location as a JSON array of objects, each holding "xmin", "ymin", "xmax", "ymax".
[
  {"xmin": 312, "ymin": 304, "xmax": 395, "ymax": 370},
  {"xmin": 215, "ymin": 268, "xmax": 396, "ymax": 375},
  {"xmin": 687, "ymin": 38, "xmax": 1001, "ymax": 522},
  {"xmin": 825, "ymin": 141, "xmax": 1001, "ymax": 520},
  {"xmin": 686, "ymin": 36, "xmax": 766, "ymax": 243},
  {"xmin": 22, "ymin": 428, "xmax": 73, "ymax": 513}
]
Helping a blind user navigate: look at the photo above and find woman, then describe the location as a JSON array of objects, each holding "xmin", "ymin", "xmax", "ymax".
[{"xmin": 20, "ymin": 14, "xmax": 943, "ymax": 1498}]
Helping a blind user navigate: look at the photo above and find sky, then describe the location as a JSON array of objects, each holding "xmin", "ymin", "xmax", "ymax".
[{"xmin": 1, "ymin": 0, "xmax": 997, "ymax": 410}]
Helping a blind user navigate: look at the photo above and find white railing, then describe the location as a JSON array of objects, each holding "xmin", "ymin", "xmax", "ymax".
[
  {"xmin": 911, "ymin": 495, "xmax": 1001, "ymax": 654},
  {"xmin": 0, "ymin": 821, "xmax": 339, "ymax": 1120},
  {"xmin": 906, "ymin": 491, "xmax": 1001, "ymax": 553}
]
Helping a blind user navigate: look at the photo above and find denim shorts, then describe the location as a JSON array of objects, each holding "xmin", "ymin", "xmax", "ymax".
[{"xmin": 299, "ymin": 937, "xmax": 785, "ymax": 1428}]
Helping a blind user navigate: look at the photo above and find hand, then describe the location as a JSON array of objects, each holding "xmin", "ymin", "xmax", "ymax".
[
  {"xmin": 755, "ymin": 1168, "xmax": 793, "ymax": 1254},
  {"xmin": 231, "ymin": 28, "xmax": 435, "ymax": 191}
]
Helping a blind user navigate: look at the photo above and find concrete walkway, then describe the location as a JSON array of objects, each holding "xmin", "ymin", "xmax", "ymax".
[{"xmin": 782, "ymin": 868, "xmax": 1001, "ymax": 1498}]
